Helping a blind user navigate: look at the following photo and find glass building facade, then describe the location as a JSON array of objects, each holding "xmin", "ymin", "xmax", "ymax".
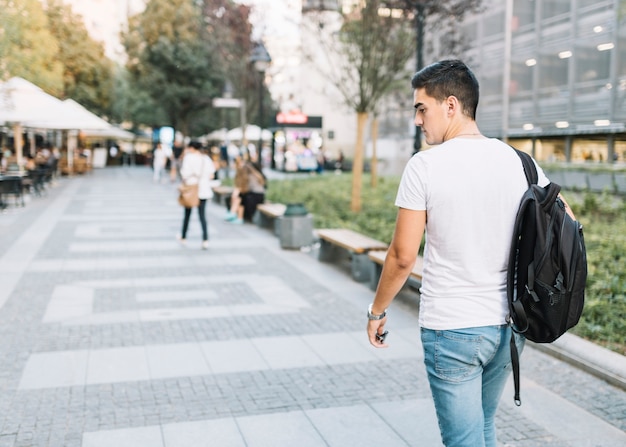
[{"xmin": 454, "ymin": 0, "xmax": 626, "ymax": 162}]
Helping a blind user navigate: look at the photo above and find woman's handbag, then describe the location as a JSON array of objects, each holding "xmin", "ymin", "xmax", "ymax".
[
  {"xmin": 178, "ymin": 182, "xmax": 199, "ymax": 208},
  {"xmin": 178, "ymin": 156, "xmax": 205, "ymax": 208}
]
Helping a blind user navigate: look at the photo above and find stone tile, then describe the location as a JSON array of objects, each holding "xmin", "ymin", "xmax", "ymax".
[
  {"xmin": 200, "ymin": 339, "xmax": 270, "ymax": 374},
  {"xmin": 18, "ymin": 350, "xmax": 89, "ymax": 389},
  {"xmin": 145, "ymin": 343, "xmax": 210, "ymax": 380},
  {"xmin": 86, "ymin": 346, "xmax": 150, "ymax": 385},
  {"xmin": 42, "ymin": 285, "xmax": 94, "ymax": 322},
  {"xmin": 237, "ymin": 411, "xmax": 327, "ymax": 447},
  {"xmin": 300, "ymin": 332, "xmax": 377, "ymax": 365},
  {"xmin": 251, "ymin": 336, "xmax": 325, "ymax": 370},
  {"xmin": 82, "ymin": 426, "xmax": 163, "ymax": 447},
  {"xmin": 162, "ymin": 419, "xmax": 245, "ymax": 447},
  {"xmin": 136, "ymin": 290, "xmax": 219, "ymax": 303},
  {"xmin": 305, "ymin": 404, "xmax": 411, "ymax": 447},
  {"xmin": 372, "ymin": 399, "xmax": 443, "ymax": 446}
]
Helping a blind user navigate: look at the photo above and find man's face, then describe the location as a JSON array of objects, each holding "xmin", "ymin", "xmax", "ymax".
[{"xmin": 413, "ymin": 88, "xmax": 450, "ymax": 145}]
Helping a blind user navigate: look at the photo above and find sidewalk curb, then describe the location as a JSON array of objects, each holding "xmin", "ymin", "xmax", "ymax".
[{"xmin": 529, "ymin": 333, "xmax": 626, "ymax": 391}]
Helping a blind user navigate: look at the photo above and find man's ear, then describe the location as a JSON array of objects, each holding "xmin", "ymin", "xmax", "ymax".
[{"xmin": 446, "ymin": 95, "xmax": 459, "ymax": 116}]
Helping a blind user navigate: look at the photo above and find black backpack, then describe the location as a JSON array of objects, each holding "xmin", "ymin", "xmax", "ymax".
[{"xmin": 507, "ymin": 150, "xmax": 587, "ymax": 405}]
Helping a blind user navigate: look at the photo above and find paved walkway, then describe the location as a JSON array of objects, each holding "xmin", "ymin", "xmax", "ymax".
[{"xmin": 0, "ymin": 166, "xmax": 624, "ymax": 447}]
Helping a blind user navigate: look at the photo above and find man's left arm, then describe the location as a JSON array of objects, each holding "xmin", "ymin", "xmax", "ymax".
[{"xmin": 367, "ymin": 208, "xmax": 426, "ymax": 347}]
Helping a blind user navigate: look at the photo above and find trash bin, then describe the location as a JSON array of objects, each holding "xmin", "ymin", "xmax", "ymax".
[{"xmin": 279, "ymin": 203, "xmax": 313, "ymax": 249}]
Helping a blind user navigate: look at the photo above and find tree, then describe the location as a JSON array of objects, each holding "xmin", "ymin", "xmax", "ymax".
[
  {"xmin": 0, "ymin": 0, "xmax": 63, "ymax": 94},
  {"xmin": 304, "ymin": 0, "xmax": 483, "ymax": 212},
  {"xmin": 304, "ymin": 1, "xmax": 415, "ymax": 212},
  {"xmin": 124, "ymin": 0, "xmax": 222, "ymax": 137},
  {"xmin": 386, "ymin": 1, "xmax": 482, "ymax": 153},
  {"xmin": 200, "ymin": 0, "xmax": 274, "ymax": 132},
  {"xmin": 43, "ymin": 0, "xmax": 115, "ymax": 118}
]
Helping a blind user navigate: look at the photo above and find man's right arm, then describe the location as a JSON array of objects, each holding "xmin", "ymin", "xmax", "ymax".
[{"xmin": 367, "ymin": 208, "xmax": 425, "ymax": 347}]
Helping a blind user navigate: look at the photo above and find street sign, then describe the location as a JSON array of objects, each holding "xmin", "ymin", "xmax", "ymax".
[{"xmin": 213, "ymin": 98, "xmax": 242, "ymax": 108}]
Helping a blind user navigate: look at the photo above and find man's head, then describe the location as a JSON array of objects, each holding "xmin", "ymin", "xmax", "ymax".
[
  {"xmin": 411, "ymin": 59, "xmax": 479, "ymax": 120},
  {"xmin": 411, "ymin": 60, "xmax": 480, "ymax": 145}
]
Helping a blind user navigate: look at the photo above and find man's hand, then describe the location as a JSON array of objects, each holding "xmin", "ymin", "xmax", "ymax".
[{"xmin": 367, "ymin": 317, "xmax": 389, "ymax": 348}]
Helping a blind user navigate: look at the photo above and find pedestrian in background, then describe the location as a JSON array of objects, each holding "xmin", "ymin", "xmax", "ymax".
[
  {"xmin": 366, "ymin": 60, "xmax": 574, "ymax": 447},
  {"xmin": 239, "ymin": 156, "xmax": 266, "ymax": 222},
  {"xmin": 152, "ymin": 143, "xmax": 167, "ymax": 183},
  {"xmin": 178, "ymin": 141, "xmax": 215, "ymax": 250},
  {"xmin": 224, "ymin": 156, "xmax": 247, "ymax": 224}
]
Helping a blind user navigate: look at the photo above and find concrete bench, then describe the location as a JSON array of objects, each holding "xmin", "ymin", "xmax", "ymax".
[
  {"xmin": 212, "ymin": 185, "xmax": 234, "ymax": 206},
  {"xmin": 368, "ymin": 250, "xmax": 424, "ymax": 291},
  {"xmin": 255, "ymin": 203, "xmax": 286, "ymax": 235},
  {"xmin": 316, "ymin": 228, "xmax": 388, "ymax": 282}
]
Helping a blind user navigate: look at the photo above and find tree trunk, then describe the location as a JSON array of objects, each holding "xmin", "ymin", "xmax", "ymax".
[
  {"xmin": 351, "ymin": 112, "xmax": 368, "ymax": 212},
  {"xmin": 370, "ymin": 116, "xmax": 378, "ymax": 188}
]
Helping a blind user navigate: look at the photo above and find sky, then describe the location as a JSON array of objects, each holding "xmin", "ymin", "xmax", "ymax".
[{"xmin": 234, "ymin": 0, "xmax": 301, "ymax": 40}]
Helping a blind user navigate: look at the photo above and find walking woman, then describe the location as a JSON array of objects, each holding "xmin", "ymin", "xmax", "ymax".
[{"xmin": 178, "ymin": 141, "xmax": 216, "ymax": 249}]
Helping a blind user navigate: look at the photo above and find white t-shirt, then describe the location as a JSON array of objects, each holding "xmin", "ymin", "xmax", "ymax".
[{"xmin": 395, "ymin": 137, "xmax": 549, "ymax": 330}]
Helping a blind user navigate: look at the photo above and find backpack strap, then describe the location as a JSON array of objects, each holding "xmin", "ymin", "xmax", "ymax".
[
  {"xmin": 514, "ymin": 149, "xmax": 538, "ymax": 186},
  {"xmin": 508, "ymin": 147, "xmax": 539, "ymax": 406},
  {"xmin": 510, "ymin": 333, "xmax": 522, "ymax": 406}
]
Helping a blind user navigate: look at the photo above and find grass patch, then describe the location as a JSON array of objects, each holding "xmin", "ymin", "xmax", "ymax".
[{"xmin": 266, "ymin": 173, "xmax": 626, "ymax": 355}]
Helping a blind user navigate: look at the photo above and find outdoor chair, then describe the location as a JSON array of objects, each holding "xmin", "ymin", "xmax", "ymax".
[{"xmin": 0, "ymin": 176, "xmax": 25, "ymax": 207}]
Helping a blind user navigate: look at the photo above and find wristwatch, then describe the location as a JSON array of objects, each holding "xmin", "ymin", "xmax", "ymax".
[{"xmin": 367, "ymin": 303, "xmax": 387, "ymax": 320}]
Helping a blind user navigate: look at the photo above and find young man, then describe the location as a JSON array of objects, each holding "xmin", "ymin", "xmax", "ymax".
[{"xmin": 366, "ymin": 60, "xmax": 549, "ymax": 446}]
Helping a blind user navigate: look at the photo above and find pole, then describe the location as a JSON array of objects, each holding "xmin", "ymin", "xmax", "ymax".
[
  {"xmin": 240, "ymin": 99, "xmax": 247, "ymax": 157},
  {"xmin": 13, "ymin": 123, "xmax": 23, "ymax": 171},
  {"xmin": 258, "ymin": 70, "xmax": 264, "ymax": 161},
  {"xmin": 271, "ymin": 131, "xmax": 276, "ymax": 170},
  {"xmin": 413, "ymin": 3, "xmax": 425, "ymax": 155}
]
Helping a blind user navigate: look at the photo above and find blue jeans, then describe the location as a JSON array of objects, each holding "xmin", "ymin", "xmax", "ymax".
[{"xmin": 421, "ymin": 325, "xmax": 525, "ymax": 447}]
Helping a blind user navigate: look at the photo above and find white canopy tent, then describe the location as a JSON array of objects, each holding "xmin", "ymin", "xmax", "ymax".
[
  {"xmin": 0, "ymin": 77, "xmax": 69, "ymax": 125},
  {"xmin": 0, "ymin": 77, "xmax": 69, "ymax": 166},
  {"xmin": 204, "ymin": 127, "xmax": 229, "ymax": 142},
  {"xmin": 63, "ymin": 100, "xmax": 135, "ymax": 140},
  {"xmin": 0, "ymin": 77, "xmax": 129, "ymax": 169},
  {"xmin": 227, "ymin": 125, "xmax": 272, "ymax": 142}
]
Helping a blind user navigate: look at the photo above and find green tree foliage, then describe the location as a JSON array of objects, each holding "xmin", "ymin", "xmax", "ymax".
[
  {"xmin": 43, "ymin": 0, "xmax": 114, "ymax": 118},
  {"xmin": 124, "ymin": 0, "xmax": 224, "ymax": 136},
  {"xmin": 124, "ymin": 0, "xmax": 271, "ymax": 136},
  {"xmin": 0, "ymin": 0, "xmax": 63, "ymax": 94},
  {"xmin": 304, "ymin": 1, "xmax": 416, "ymax": 211},
  {"xmin": 200, "ymin": 0, "xmax": 264, "ymax": 128}
]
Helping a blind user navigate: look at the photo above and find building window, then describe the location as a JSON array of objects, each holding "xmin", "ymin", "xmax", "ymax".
[
  {"xmin": 541, "ymin": 0, "xmax": 571, "ymax": 21},
  {"xmin": 511, "ymin": 61, "xmax": 534, "ymax": 95},
  {"xmin": 575, "ymin": 44, "xmax": 611, "ymax": 83},
  {"xmin": 513, "ymin": 0, "xmax": 535, "ymax": 31},
  {"xmin": 539, "ymin": 52, "xmax": 569, "ymax": 90}
]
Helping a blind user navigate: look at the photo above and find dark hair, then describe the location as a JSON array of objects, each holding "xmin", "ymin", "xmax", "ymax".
[
  {"xmin": 411, "ymin": 60, "xmax": 479, "ymax": 120},
  {"xmin": 188, "ymin": 141, "xmax": 202, "ymax": 150}
]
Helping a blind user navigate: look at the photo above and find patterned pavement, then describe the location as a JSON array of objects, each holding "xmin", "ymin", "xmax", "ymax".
[{"xmin": 0, "ymin": 166, "xmax": 624, "ymax": 447}]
